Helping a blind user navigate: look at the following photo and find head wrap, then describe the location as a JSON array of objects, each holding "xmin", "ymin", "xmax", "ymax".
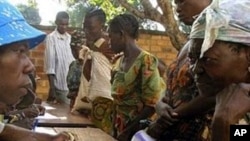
[
  {"xmin": 190, "ymin": 0, "xmax": 250, "ymax": 58},
  {"xmin": 70, "ymin": 30, "xmax": 86, "ymax": 48}
]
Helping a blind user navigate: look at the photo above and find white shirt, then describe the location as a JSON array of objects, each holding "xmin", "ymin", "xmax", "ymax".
[{"xmin": 44, "ymin": 29, "xmax": 75, "ymax": 91}]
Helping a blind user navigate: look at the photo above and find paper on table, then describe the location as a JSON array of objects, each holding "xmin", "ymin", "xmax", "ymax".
[
  {"xmin": 43, "ymin": 105, "xmax": 56, "ymax": 110},
  {"xmin": 35, "ymin": 127, "xmax": 57, "ymax": 135},
  {"xmin": 36, "ymin": 113, "xmax": 67, "ymax": 120}
]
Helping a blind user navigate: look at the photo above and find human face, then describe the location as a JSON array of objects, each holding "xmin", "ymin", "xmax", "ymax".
[
  {"xmin": 0, "ymin": 41, "xmax": 35, "ymax": 106},
  {"xmin": 174, "ymin": 0, "xmax": 210, "ymax": 25},
  {"xmin": 83, "ymin": 16, "xmax": 103, "ymax": 43},
  {"xmin": 188, "ymin": 39, "xmax": 249, "ymax": 96},
  {"xmin": 56, "ymin": 18, "xmax": 69, "ymax": 34},
  {"xmin": 108, "ymin": 27, "xmax": 124, "ymax": 54}
]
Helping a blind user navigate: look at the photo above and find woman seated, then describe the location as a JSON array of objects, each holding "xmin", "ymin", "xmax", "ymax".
[{"xmin": 0, "ymin": 0, "xmax": 76, "ymax": 140}]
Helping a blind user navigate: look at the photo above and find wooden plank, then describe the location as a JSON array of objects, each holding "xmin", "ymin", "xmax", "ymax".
[
  {"xmin": 37, "ymin": 102, "xmax": 94, "ymax": 127},
  {"xmin": 54, "ymin": 127, "xmax": 117, "ymax": 141}
]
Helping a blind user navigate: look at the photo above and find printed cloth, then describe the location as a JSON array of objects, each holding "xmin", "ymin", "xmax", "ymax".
[
  {"xmin": 70, "ymin": 30, "xmax": 86, "ymax": 48},
  {"xmin": 162, "ymin": 46, "xmax": 213, "ymax": 141},
  {"xmin": 91, "ymin": 96, "xmax": 113, "ymax": 134},
  {"xmin": 111, "ymin": 51, "xmax": 162, "ymax": 136},
  {"xmin": 67, "ymin": 60, "xmax": 82, "ymax": 92}
]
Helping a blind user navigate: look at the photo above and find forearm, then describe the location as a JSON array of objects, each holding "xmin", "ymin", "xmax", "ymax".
[
  {"xmin": 174, "ymin": 95, "xmax": 215, "ymax": 118},
  {"xmin": 211, "ymin": 116, "xmax": 230, "ymax": 141},
  {"xmin": 155, "ymin": 99, "xmax": 170, "ymax": 116},
  {"xmin": 47, "ymin": 74, "xmax": 55, "ymax": 89},
  {"xmin": 0, "ymin": 124, "xmax": 53, "ymax": 141},
  {"xmin": 124, "ymin": 106, "xmax": 155, "ymax": 133}
]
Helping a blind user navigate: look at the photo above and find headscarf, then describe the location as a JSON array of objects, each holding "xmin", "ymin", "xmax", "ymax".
[{"xmin": 190, "ymin": 0, "xmax": 250, "ymax": 58}]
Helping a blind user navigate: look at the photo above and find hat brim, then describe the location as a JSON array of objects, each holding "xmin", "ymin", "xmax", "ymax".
[{"xmin": 0, "ymin": 19, "xmax": 46, "ymax": 49}]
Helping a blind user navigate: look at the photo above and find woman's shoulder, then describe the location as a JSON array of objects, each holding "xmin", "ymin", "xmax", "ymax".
[{"xmin": 139, "ymin": 50, "xmax": 158, "ymax": 63}]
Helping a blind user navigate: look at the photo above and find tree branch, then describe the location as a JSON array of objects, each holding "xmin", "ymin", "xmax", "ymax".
[
  {"xmin": 156, "ymin": 0, "xmax": 187, "ymax": 50},
  {"xmin": 141, "ymin": 0, "xmax": 164, "ymax": 23},
  {"xmin": 114, "ymin": 0, "xmax": 187, "ymax": 50},
  {"xmin": 116, "ymin": 0, "xmax": 145, "ymax": 18}
]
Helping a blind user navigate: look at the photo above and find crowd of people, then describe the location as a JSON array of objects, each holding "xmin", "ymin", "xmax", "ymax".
[{"xmin": 1, "ymin": 0, "xmax": 250, "ymax": 140}]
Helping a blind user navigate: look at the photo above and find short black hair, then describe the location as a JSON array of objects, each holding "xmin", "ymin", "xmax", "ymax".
[
  {"xmin": 109, "ymin": 14, "xmax": 139, "ymax": 39},
  {"xmin": 55, "ymin": 11, "xmax": 69, "ymax": 22},
  {"xmin": 85, "ymin": 8, "xmax": 106, "ymax": 24}
]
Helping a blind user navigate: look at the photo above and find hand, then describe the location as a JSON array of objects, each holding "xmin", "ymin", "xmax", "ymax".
[
  {"xmin": 52, "ymin": 132, "xmax": 78, "ymax": 141},
  {"xmin": 21, "ymin": 107, "xmax": 40, "ymax": 118},
  {"xmin": 79, "ymin": 45, "xmax": 91, "ymax": 60},
  {"xmin": 35, "ymin": 104, "xmax": 46, "ymax": 115},
  {"xmin": 155, "ymin": 98, "xmax": 178, "ymax": 126},
  {"xmin": 67, "ymin": 91, "xmax": 77, "ymax": 99},
  {"xmin": 47, "ymin": 87, "xmax": 56, "ymax": 102},
  {"xmin": 34, "ymin": 97, "xmax": 42, "ymax": 104},
  {"xmin": 214, "ymin": 83, "xmax": 250, "ymax": 123}
]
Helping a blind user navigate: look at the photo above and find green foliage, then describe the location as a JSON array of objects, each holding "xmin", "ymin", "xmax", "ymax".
[
  {"xmin": 88, "ymin": 0, "xmax": 126, "ymax": 22},
  {"xmin": 65, "ymin": 0, "xmax": 127, "ymax": 27},
  {"xmin": 64, "ymin": 0, "xmax": 164, "ymax": 31},
  {"xmin": 27, "ymin": 0, "xmax": 38, "ymax": 8},
  {"xmin": 16, "ymin": 4, "xmax": 41, "ymax": 25},
  {"xmin": 67, "ymin": 2, "xmax": 92, "ymax": 28}
]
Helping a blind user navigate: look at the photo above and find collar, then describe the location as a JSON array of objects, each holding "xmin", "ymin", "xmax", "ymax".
[{"xmin": 54, "ymin": 29, "xmax": 70, "ymax": 41}]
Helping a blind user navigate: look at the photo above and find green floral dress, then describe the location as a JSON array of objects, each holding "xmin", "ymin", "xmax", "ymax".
[{"xmin": 111, "ymin": 51, "xmax": 162, "ymax": 136}]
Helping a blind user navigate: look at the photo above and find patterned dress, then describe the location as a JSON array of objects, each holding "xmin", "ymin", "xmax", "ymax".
[
  {"xmin": 111, "ymin": 51, "xmax": 162, "ymax": 137},
  {"xmin": 160, "ymin": 54, "xmax": 213, "ymax": 141},
  {"xmin": 67, "ymin": 60, "xmax": 82, "ymax": 93}
]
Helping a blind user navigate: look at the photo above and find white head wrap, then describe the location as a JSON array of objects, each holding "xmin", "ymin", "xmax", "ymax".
[{"xmin": 190, "ymin": 0, "xmax": 250, "ymax": 58}]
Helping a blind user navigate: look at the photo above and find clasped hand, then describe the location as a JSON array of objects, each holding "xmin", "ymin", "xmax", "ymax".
[{"xmin": 79, "ymin": 45, "xmax": 91, "ymax": 60}]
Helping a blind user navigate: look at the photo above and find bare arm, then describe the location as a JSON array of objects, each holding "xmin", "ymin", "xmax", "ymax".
[
  {"xmin": 47, "ymin": 74, "xmax": 55, "ymax": 89},
  {"xmin": 47, "ymin": 74, "xmax": 56, "ymax": 101},
  {"xmin": 0, "ymin": 124, "xmax": 74, "ymax": 141},
  {"xmin": 173, "ymin": 95, "xmax": 215, "ymax": 117},
  {"xmin": 0, "ymin": 124, "xmax": 53, "ymax": 141},
  {"xmin": 117, "ymin": 106, "xmax": 155, "ymax": 141}
]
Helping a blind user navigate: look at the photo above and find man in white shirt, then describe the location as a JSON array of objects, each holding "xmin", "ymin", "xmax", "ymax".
[{"xmin": 44, "ymin": 11, "xmax": 75, "ymax": 104}]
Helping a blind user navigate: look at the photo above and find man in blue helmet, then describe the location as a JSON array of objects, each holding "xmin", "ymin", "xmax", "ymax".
[{"xmin": 0, "ymin": 0, "xmax": 76, "ymax": 140}]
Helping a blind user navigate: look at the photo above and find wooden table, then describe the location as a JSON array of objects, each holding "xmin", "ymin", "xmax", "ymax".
[
  {"xmin": 35, "ymin": 127, "xmax": 117, "ymax": 141},
  {"xmin": 36, "ymin": 102, "xmax": 94, "ymax": 128}
]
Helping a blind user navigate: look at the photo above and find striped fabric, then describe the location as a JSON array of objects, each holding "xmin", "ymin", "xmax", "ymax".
[{"xmin": 44, "ymin": 29, "xmax": 75, "ymax": 91}]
